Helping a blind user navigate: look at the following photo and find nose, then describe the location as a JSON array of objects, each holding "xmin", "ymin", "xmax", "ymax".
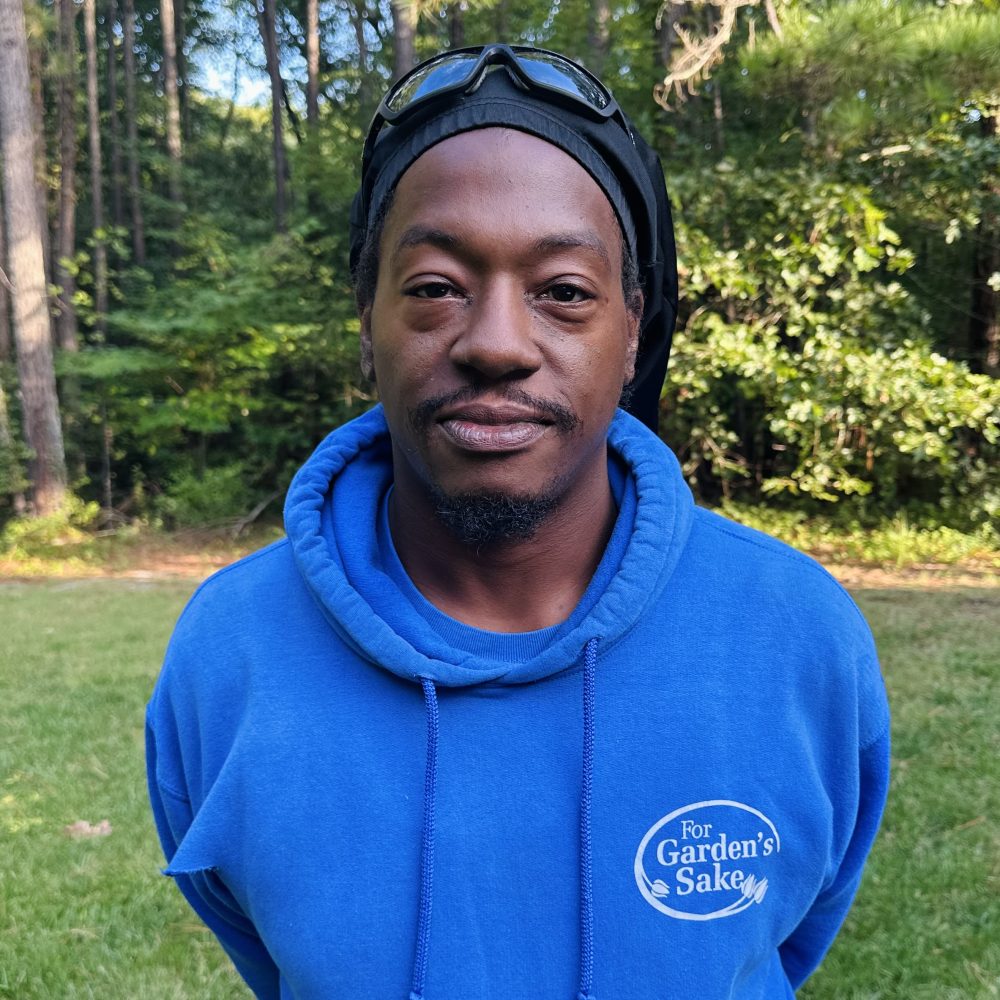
[{"xmin": 448, "ymin": 279, "xmax": 543, "ymax": 380}]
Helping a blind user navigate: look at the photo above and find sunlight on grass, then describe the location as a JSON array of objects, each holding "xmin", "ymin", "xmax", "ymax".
[{"xmin": 0, "ymin": 579, "xmax": 997, "ymax": 997}]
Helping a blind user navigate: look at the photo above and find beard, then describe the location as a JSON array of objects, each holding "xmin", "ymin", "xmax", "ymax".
[{"xmin": 427, "ymin": 482, "xmax": 563, "ymax": 547}]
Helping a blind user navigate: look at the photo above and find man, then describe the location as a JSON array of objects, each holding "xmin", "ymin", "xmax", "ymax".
[{"xmin": 147, "ymin": 45, "xmax": 890, "ymax": 999}]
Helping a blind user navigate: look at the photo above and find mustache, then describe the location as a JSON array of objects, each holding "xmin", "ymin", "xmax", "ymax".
[{"xmin": 408, "ymin": 386, "xmax": 580, "ymax": 435}]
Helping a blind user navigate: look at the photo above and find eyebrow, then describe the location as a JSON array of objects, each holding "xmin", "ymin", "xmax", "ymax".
[{"xmin": 392, "ymin": 225, "xmax": 612, "ymax": 269}]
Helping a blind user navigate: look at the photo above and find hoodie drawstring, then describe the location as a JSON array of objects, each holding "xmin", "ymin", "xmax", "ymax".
[
  {"xmin": 578, "ymin": 636, "xmax": 598, "ymax": 1000},
  {"xmin": 410, "ymin": 638, "xmax": 599, "ymax": 1000},
  {"xmin": 410, "ymin": 677, "xmax": 439, "ymax": 1000}
]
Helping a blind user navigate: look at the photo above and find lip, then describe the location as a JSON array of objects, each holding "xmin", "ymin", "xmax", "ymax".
[{"xmin": 436, "ymin": 404, "xmax": 552, "ymax": 453}]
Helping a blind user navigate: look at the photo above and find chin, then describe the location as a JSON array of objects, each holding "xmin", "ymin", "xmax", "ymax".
[{"xmin": 428, "ymin": 485, "xmax": 561, "ymax": 547}]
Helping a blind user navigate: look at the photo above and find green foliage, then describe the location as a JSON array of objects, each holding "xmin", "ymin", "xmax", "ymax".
[
  {"xmin": 666, "ymin": 165, "xmax": 1000, "ymax": 525},
  {"xmin": 154, "ymin": 462, "xmax": 255, "ymax": 528},
  {"xmin": 720, "ymin": 504, "xmax": 998, "ymax": 567},
  {"xmin": 0, "ymin": 365, "xmax": 29, "ymax": 510},
  {"xmin": 0, "ymin": 495, "xmax": 100, "ymax": 560},
  {"xmin": 10, "ymin": 0, "xmax": 994, "ymax": 535}
]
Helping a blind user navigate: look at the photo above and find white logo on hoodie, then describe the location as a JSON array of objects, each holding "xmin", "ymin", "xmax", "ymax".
[{"xmin": 634, "ymin": 800, "xmax": 780, "ymax": 920}]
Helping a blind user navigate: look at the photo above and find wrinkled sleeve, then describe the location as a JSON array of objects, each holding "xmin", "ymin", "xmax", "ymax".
[
  {"xmin": 778, "ymin": 725, "xmax": 890, "ymax": 989},
  {"xmin": 146, "ymin": 693, "xmax": 280, "ymax": 1000}
]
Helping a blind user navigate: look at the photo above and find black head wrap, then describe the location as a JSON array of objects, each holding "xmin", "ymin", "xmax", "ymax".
[{"xmin": 349, "ymin": 61, "xmax": 678, "ymax": 433}]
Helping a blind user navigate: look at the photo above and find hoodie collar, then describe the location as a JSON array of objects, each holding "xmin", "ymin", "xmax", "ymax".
[{"xmin": 284, "ymin": 405, "xmax": 693, "ymax": 688}]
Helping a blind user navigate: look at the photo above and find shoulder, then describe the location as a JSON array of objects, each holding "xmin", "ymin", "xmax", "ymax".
[
  {"xmin": 688, "ymin": 506, "xmax": 870, "ymax": 632},
  {"xmin": 678, "ymin": 507, "xmax": 888, "ymax": 747},
  {"xmin": 152, "ymin": 537, "xmax": 317, "ymax": 713}
]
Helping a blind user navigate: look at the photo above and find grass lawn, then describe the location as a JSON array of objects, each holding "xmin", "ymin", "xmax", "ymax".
[{"xmin": 0, "ymin": 577, "xmax": 997, "ymax": 998}]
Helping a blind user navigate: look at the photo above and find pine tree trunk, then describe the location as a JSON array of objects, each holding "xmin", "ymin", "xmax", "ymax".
[
  {"xmin": 160, "ymin": 0, "xmax": 183, "ymax": 208},
  {"xmin": 0, "ymin": 0, "xmax": 68, "ymax": 514},
  {"xmin": 55, "ymin": 0, "xmax": 79, "ymax": 352},
  {"xmin": 588, "ymin": 0, "xmax": 609, "ymax": 77},
  {"xmin": 306, "ymin": 0, "xmax": 319, "ymax": 128},
  {"xmin": 0, "ymin": 178, "xmax": 25, "ymax": 513},
  {"xmin": 255, "ymin": 0, "xmax": 287, "ymax": 232},
  {"xmin": 349, "ymin": 0, "xmax": 373, "ymax": 116},
  {"xmin": 0, "ymin": 176, "xmax": 11, "ymax": 362},
  {"xmin": 84, "ymin": 0, "xmax": 108, "ymax": 334},
  {"xmin": 495, "ymin": 0, "xmax": 509, "ymax": 42},
  {"xmin": 27, "ymin": 33, "xmax": 50, "ymax": 290},
  {"xmin": 106, "ymin": 0, "xmax": 125, "ymax": 229},
  {"xmin": 122, "ymin": 0, "xmax": 145, "ymax": 264},
  {"xmin": 448, "ymin": 2, "xmax": 464, "ymax": 48},
  {"xmin": 391, "ymin": 0, "xmax": 416, "ymax": 82},
  {"xmin": 175, "ymin": 0, "xmax": 189, "ymax": 140}
]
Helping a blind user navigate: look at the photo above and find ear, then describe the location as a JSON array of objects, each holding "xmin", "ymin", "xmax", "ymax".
[
  {"xmin": 624, "ymin": 294, "xmax": 643, "ymax": 384},
  {"xmin": 359, "ymin": 305, "xmax": 376, "ymax": 383}
]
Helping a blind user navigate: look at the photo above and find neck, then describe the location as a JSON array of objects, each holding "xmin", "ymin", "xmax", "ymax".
[{"xmin": 389, "ymin": 451, "xmax": 617, "ymax": 633}]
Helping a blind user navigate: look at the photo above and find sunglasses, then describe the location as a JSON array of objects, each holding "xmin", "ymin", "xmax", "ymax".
[{"xmin": 362, "ymin": 44, "xmax": 630, "ymax": 173}]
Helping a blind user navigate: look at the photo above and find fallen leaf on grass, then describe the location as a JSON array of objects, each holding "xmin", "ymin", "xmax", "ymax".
[{"xmin": 63, "ymin": 819, "xmax": 113, "ymax": 839}]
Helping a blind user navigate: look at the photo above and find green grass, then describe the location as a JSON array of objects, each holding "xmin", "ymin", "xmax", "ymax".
[{"xmin": 1, "ymin": 580, "xmax": 997, "ymax": 998}]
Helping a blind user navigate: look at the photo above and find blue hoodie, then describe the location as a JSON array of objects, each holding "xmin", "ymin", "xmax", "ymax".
[{"xmin": 146, "ymin": 406, "xmax": 890, "ymax": 999}]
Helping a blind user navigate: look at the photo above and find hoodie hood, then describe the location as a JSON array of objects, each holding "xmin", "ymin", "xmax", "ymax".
[{"xmin": 284, "ymin": 404, "xmax": 694, "ymax": 688}]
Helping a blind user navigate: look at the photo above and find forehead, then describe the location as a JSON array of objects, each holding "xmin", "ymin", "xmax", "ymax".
[{"xmin": 384, "ymin": 128, "xmax": 622, "ymax": 255}]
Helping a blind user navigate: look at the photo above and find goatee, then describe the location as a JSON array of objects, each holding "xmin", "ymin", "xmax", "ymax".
[{"xmin": 428, "ymin": 484, "xmax": 562, "ymax": 547}]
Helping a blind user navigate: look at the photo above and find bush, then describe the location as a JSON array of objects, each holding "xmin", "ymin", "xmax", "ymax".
[
  {"xmin": 0, "ymin": 496, "xmax": 101, "ymax": 560},
  {"xmin": 155, "ymin": 463, "xmax": 256, "ymax": 529},
  {"xmin": 665, "ymin": 166, "xmax": 1000, "ymax": 528}
]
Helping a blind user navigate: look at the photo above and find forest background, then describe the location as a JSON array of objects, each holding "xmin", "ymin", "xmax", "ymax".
[{"xmin": 0, "ymin": 0, "xmax": 999, "ymax": 558}]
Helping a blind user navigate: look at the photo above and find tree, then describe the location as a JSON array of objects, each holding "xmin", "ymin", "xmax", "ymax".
[
  {"xmin": 0, "ymin": 0, "xmax": 68, "ymax": 514},
  {"xmin": 122, "ymin": 0, "xmax": 145, "ymax": 263},
  {"xmin": 106, "ymin": 0, "xmax": 125, "ymax": 229},
  {"xmin": 55, "ymin": 0, "xmax": 79, "ymax": 352},
  {"xmin": 587, "ymin": 0, "xmax": 609, "ymax": 77},
  {"xmin": 391, "ymin": 0, "xmax": 416, "ymax": 81},
  {"xmin": 0, "ymin": 184, "xmax": 8, "ymax": 358},
  {"xmin": 160, "ymin": 0, "xmax": 183, "ymax": 208},
  {"xmin": 84, "ymin": 0, "xmax": 108, "ymax": 332},
  {"xmin": 305, "ymin": 0, "xmax": 318, "ymax": 128},
  {"xmin": 255, "ymin": 0, "xmax": 289, "ymax": 231}
]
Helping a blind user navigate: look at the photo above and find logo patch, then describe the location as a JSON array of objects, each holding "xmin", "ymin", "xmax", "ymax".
[{"xmin": 634, "ymin": 800, "xmax": 781, "ymax": 921}]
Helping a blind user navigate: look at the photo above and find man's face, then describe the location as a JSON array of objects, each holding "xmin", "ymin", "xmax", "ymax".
[{"xmin": 362, "ymin": 128, "xmax": 640, "ymax": 519}]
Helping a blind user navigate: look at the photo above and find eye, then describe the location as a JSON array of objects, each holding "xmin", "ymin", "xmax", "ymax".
[
  {"xmin": 408, "ymin": 282, "xmax": 456, "ymax": 299},
  {"xmin": 543, "ymin": 283, "xmax": 592, "ymax": 304}
]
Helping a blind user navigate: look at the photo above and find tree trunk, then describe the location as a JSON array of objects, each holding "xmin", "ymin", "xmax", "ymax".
[
  {"xmin": 175, "ymin": 0, "xmax": 189, "ymax": 140},
  {"xmin": 0, "ymin": 0, "xmax": 68, "ymax": 514},
  {"xmin": 255, "ymin": 0, "xmax": 288, "ymax": 232},
  {"xmin": 55, "ymin": 0, "xmax": 79, "ymax": 352},
  {"xmin": 84, "ymin": 0, "xmax": 108, "ymax": 334},
  {"xmin": 391, "ymin": 0, "xmax": 416, "ymax": 82},
  {"xmin": 160, "ymin": 0, "xmax": 183, "ymax": 208},
  {"xmin": 448, "ymin": 1, "xmax": 464, "ymax": 48},
  {"xmin": 27, "ymin": 32, "xmax": 50, "ymax": 291},
  {"xmin": 0, "ymin": 176, "xmax": 11, "ymax": 361},
  {"xmin": 305, "ymin": 0, "xmax": 319, "ymax": 128},
  {"xmin": 495, "ymin": 0, "xmax": 508, "ymax": 42},
  {"xmin": 349, "ymin": 0, "xmax": 373, "ymax": 115},
  {"xmin": 122, "ymin": 0, "xmax": 145, "ymax": 264},
  {"xmin": 0, "ymin": 178, "xmax": 26, "ymax": 513},
  {"xmin": 106, "ymin": 0, "xmax": 125, "ymax": 229},
  {"xmin": 657, "ymin": 1, "xmax": 684, "ymax": 70},
  {"xmin": 588, "ymin": 0, "xmax": 609, "ymax": 77},
  {"xmin": 969, "ymin": 111, "xmax": 1000, "ymax": 376}
]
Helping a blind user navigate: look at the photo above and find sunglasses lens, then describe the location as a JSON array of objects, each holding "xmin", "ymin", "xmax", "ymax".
[
  {"xmin": 385, "ymin": 55, "xmax": 481, "ymax": 113},
  {"xmin": 516, "ymin": 51, "xmax": 610, "ymax": 110}
]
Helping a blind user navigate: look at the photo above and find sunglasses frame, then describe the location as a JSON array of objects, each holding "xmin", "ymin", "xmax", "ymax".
[{"xmin": 362, "ymin": 44, "xmax": 630, "ymax": 176}]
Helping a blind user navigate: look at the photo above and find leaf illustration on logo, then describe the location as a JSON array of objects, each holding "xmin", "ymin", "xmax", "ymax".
[
  {"xmin": 650, "ymin": 879, "xmax": 670, "ymax": 898},
  {"xmin": 740, "ymin": 874, "xmax": 758, "ymax": 901},
  {"xmin": 753, "ymin": 878, "xmax": 768, "ymax": 904}
]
